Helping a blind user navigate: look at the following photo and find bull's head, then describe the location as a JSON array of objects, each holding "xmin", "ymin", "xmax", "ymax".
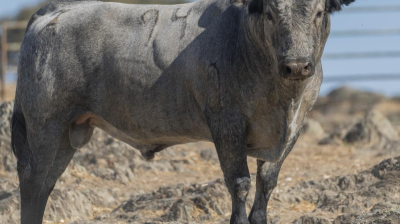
[{"xmin": 242, "ymin": 0, "xmax": 355, "ymax": 80}]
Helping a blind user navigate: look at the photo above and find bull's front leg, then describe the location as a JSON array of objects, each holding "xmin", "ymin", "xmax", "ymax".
[
  {"xmin": 248, "ymin": 160, "xmax": 281, "ymax": 224},
  {"xmin": 248, "ymin": 140, "xmax": 298, "ymax": 224},
  {"xmin": 211, "ymin": 118, "xmax": 251, "ymax": 224},
  {"xmin": 216, "ymin": 136, "xmax": 251, "ymax": 224}
]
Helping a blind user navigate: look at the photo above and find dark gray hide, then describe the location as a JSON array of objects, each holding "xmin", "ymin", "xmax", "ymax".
[{"xmin": 11, "ymin": 0, "xmax": 355, "ymax": 223}]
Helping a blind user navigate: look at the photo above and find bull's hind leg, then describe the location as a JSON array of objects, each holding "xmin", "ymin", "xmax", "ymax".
[
  {"xmin": 19, "ymin": 124, "xmax": 76, "ymax": 224},
  {"xmin": 216, "ymin": 141, "xmax": 251, "ymax": 224}
]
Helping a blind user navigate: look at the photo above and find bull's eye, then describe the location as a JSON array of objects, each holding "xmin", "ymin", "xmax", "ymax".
[
  {"xmin": 266, "ymin": 12, "xmax": 274, "ymax": 22},
  {"xmin": 316, "ymin": 11, "xmax": 323, "ymax": 19}
]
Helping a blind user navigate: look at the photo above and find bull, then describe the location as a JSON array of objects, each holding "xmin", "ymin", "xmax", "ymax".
[{"xmin": 11, "ymin": 0, "xmax": 355, "ymax": 223}]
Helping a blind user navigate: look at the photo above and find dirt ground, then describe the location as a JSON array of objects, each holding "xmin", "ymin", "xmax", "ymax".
[{"xmin": 0, "ymin": 85, "xmax": 400, "ymax": 224}]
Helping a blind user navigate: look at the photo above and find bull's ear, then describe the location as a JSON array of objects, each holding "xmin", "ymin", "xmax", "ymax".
[
  {"xmin": 327, "ymin": 0, "xmax": 356, "ymax": 13},
  {"xmin": 248, "ymin": 0, "xmax": 263, "ymax": 14}
]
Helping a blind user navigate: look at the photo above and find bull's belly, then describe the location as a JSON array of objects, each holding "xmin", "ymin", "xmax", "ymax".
[
  {"xmin": 73, "ymin": 112, "xmax": 212, "ymax": 159},
  {"xmin": 246, "ymin": 139, "xmax": 297, "ymax": 162}
]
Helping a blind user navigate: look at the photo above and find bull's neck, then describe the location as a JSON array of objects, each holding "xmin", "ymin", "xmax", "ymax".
[{"xmin": 236, "ymin": 15, "xmax": 274, "ymax": 76}]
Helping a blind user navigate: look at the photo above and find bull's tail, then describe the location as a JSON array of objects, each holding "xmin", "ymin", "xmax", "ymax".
[{"xmin": 11, "ymin": 103, "xmax": 27, "ymax": 160}]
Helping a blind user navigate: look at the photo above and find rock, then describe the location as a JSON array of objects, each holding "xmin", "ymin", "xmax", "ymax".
[
  {"xmin": 310, "ymin": 87, "xmax": 388, "ymax": 132},
  {"xmin": 45, "ymin": 188, "xmax": 93, "ymax": 222},
  {"xmin": 314, "ymin": 87, "xmax": 386, "ymax": 115},
  {"xmin": 163, "ymin": 199, "xmax": 197, "ymax": 222},
  {"xmin": 277, "ymin": 156, "xmax": 400, "ymax": 223},
  {"xmin": 0, "ymin": 101, "xmax": 13, "ymax": 138},
  {"xmin": 319, "ymin": 110, "xmax": 399, "ymax": 150},
  {"xmin": 2, "ymin": 186, "xmax": 121, "ymax": 224},
  {"xmin": 67, "ymin": 221, "xmax": 109, "ymax": 224},
  {"xmin": 92, "ymin": 167, "xmax": 116, "ymax": 180},
  {"xmin": 0, "ymin": 102, "xmax": 16, "ymax": 174},
  {"xmin": 292, "ymin": 216, "xmax": 331, "ymax": 224},
  {"xmin": 0, "ymin": 188, "xmax": 20, "ymax": 224},
  {"xmin": 200, "ymin": 148, "xmax": 218, "ymax": 161},
  {"xmin": 112, "ymin": 179, "xmax": 231, "ymax": 223},
  {"xmin": 302, "ymin": 119, "xmax": 325, "ymax": 137},
  {"xmin": 333, "ymin": 214, "xmax": 359, "ymax": 224},
  {"xmin": 318, "ymin": 123, "xmax": 354, "ymax": 145},
  {"xmin": 83, "ymin": 188, "xmax": 119, "ymax": 208},
  {"xmin": 344, "ymin": 110, "xmax": 398, "ymax": 144},
  {"xmin": 91, "ymin": 167, "xmax": 134, "ymax": 184},
  {"xmin": 369, "ymin": 202, "xmax": 396, "ymax": 213},
  {"xmin": 138, "ymin": 160, "xmax": 175, "ymax": 172},
  {"xmin": 333, "ymin": 204, "xmax": 400, "ymax": 224}
]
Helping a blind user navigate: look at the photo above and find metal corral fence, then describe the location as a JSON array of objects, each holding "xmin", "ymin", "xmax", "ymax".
[
  {"xmin": 0, "ymin": 20, "xmax": 28, "ymax": 99},
  {"xmin": 322, "ymin": 5, "xmax": 400, "ymax": 83},
  {"xmin": 0, "ymin": 4, "xmax": 399, "ymax": 99}
]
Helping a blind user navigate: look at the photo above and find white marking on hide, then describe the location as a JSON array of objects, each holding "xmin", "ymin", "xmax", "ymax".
[
  {"xmin": 30, "ymin": 11, "xmax": 66, "ymax": 35},
  {"xmin": 289, "ymin": 95, "xmax": 303, "ymax": 140},
  {"xmin": 288, "ymin": 75, "xmax": 317, "ymax": 140}
]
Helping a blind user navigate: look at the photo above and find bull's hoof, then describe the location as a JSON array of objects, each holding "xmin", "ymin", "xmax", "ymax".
[
  {"xmin": 230, "ymin": 215, "xmax": 251, "ymax": 224},
  {"xmin": 248, "ymin": 209, "xmax": 267, "ymax": 224}
]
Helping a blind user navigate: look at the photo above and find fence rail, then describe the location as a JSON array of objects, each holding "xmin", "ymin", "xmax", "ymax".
[
  {"xmin": 342, "ymin": 6, "xmax": 400, "ymax": 13},
  {"xmin": 330, "ymin": 29, "xmax": 400, "ymax": 37},
  {"xmin": 324, "ymin": 74, "xmax": 400, "ymax": 82},
  {"xmin": 323, "ymin": 51, "xmax": 400, "ymax": 60}
]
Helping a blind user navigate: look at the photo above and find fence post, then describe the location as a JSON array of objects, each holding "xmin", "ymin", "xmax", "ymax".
[{"xmin": 0, "ymin": 25, "xmax": 7, "ymax": 101}]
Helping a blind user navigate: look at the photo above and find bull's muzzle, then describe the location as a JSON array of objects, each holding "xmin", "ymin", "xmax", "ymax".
[{"xmin": 281, "ymin": 58, "xmax": 315, "ymax": 80}]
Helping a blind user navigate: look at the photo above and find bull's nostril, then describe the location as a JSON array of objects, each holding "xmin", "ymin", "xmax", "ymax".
[
  {"xmin": 284, "ymin": 66, "xmax": 292, "ymax": 75},
  {"xmin": 302, "ymin": 63, "xmax": 312, "ymax": 76}
]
